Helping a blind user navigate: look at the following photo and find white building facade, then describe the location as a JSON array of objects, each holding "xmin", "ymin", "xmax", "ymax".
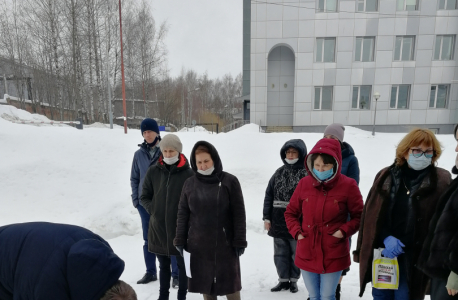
[{"xmin": 249, "ymin": 0, "xmax": 458, "ymax": 133}]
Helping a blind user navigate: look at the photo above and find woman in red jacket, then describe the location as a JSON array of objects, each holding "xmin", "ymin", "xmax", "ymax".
[{"xmin": 285, "ymin": 138, "xmax": 363, "ymax": 300}]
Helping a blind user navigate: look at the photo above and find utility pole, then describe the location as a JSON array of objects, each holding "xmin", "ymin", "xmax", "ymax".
[
  {"xmin": 105, "ymin": 17, "xmax": 113, "ymax": 129},
  {"xmin": 119, "ymin": 0, "xmax": 127, "ymax": 134}
]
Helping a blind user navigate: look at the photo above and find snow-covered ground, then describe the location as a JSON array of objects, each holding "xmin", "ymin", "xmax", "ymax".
[{"xmin": 1, "ymin": 104, "xmax": 455, "ymax": 299}]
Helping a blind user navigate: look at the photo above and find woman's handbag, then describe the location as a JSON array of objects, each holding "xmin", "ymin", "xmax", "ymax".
[{"xmin": 372, "ymin": 248, "xmax": 399, "ymax": 290}]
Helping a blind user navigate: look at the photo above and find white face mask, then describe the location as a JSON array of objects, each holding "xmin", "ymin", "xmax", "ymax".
[
  {"xmin": 197, "ymin": 166, "xmax": 215, "ymax": 176},
  {"xmin": 285, "ymin": 158, "xmax": 299, "ymax": 165},
  {"xmin": 163, "ymin": 155, "xmax": 179, "ymax": 165}
]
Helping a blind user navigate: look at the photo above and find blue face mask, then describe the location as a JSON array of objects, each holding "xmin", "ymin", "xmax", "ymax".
[
  {"xmin": 407, "ymin": 154, "xmax": 431, "ymax": 170},
  {"xmin": 313, "ymin": 168, "xmax": 334, "ymax": 181}
]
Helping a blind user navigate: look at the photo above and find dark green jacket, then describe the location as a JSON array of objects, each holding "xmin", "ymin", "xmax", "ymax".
[{"xmin": 140, "ymin": 153, "xmax": 194, "ymax": 256}]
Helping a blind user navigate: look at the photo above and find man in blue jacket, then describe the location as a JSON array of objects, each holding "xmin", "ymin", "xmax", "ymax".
[
  {"xmin": 0, "ymin": 222, "xmax": 136, "ymax": 300},
  {"xmin": 131, "ymin": 118, "xmax": 161, "ymax": 284},
  {"xmin": 130, "ymin": 118, "xmax": 180, "ymax": 286}
]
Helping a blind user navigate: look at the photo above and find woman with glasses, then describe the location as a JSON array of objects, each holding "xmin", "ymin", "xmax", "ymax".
[
  {"xmin": 354, "ymin": 128, "xmax": 451, "ymax": 300},
  {"xmin": 263, "ymin": 139, "xmax": 308, "ymax": 293},
  {"xmin": 418, "ymin": 124, "xmax": 458, "ymax": 300}
]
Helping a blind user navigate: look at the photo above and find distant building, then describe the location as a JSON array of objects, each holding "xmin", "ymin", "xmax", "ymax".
[{"xmin": 247, "ymin": 0, "xmax": 458, "ymax": 133}]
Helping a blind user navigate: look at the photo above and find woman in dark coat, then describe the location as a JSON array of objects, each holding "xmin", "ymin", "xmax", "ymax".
[
  {"xmin": 141, "ymin": 134, "xmax": 194, "ymax": 300},
  {"xmin": 263, "ymin": 139, "xmax": 308, "ymax": 293},
  {"xmin": 354, "ymin": 128, "xmax": 451, "ymax": 300},
  {"xmin": 174, "ymin": 141, "xmax": 247, "ymax": 300},
  {"xmin": 285, "ymin": 138, "xmax": 364, "ymax": 300},
  {"xmin": 418, "ymin": 124, "xmax": 458, "ymax": 299}
]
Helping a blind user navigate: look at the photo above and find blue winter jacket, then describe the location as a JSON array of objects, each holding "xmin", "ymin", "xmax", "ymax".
[
  {"xmin": 130, "ymin": 142, "xmax": 161, "ymax": 208},
  {"xmin": 341, "ymin": 142, "xmax": 360, "ymax": 185},
  {"xmin": 0, "ymin": 222, "xmax": 124, "ymax": 300}
]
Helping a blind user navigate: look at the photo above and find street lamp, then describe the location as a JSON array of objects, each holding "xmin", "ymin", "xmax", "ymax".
[{"xmin": 372, "ymin": 91, "xmax": 381, "ymax": 136}]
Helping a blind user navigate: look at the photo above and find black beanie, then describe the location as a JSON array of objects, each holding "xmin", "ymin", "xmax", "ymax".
[{"xmin": 140, "ymin": 118, "xmax": 159, "ymax": 136}]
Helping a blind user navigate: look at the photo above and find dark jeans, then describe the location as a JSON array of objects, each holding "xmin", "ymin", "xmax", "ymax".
[
  {"xmin": 138, "ymin": 205, "xmax": 157, "ymax": 275},
  {"xmin": 274, "ymin": 237, "xmax": 300, "ymax": 282},
  {"xmin": 372, "ymin": 260, "xmax": 409, "ymax": 300},
  {"xmin": 171, "ymin": 255, "xmax": 179, "ymax": 278},
  {"xmin": 431, "ymin": 277, "xmax": 456, "ymax": 300},
  {"xmin": 157, "ymin": 254, "xmax": 188, "ymax": 300}
]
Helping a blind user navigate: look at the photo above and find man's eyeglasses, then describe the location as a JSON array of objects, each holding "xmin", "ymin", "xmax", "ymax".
[{"xmin": 410, "ymin": 148, "xmax": 435, "ymax": 158}]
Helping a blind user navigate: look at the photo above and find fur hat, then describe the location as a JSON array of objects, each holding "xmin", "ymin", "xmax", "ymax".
[
  {"xmin": 324, "ymin": 123, "xmax": 345, "ymax": 142},
  {"xmin": 160, "ymin": 134, "xmax": 182, "ymax": 153}
]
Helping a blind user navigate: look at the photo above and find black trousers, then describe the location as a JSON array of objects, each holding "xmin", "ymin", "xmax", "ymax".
[
  {"xmin": 273, "ymin": 238, "xmax": 300, "ymax": 282},
  {"xmin": 156, "ymin": 254, "xmax": 188, "ymax": 300},
  {"xmin": 431, "ymin": 277, "xmax": 456, "ymax": 300}
]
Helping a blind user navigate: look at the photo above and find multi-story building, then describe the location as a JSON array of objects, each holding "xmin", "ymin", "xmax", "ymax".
[{"xmin": 245, "ymin": 0, "xmax": 458, "ymax": 133}]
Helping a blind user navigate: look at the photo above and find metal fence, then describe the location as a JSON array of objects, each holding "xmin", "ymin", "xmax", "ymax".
[{"xmin": 220, "ymin": 120, "xmax": 250, "ymax": 133}]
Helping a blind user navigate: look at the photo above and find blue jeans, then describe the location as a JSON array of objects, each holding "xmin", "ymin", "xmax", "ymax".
[
  {"xmin": 301, "ymin": 270, "xmax": 342, "ymax": 300},
  {"xmin": 137, "ymin": 205, "xmax": 157, "ymax": 275},
  {"xmin": 372, "ymin": 261, "xmax": 409, "ymax": 300}
]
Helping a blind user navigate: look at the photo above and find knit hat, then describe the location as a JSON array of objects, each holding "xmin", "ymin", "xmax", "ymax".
[
  {"xmin": 160, "ymin": 134, "xmax": 183, "ymax": 153},
  {"xmin": 324, "ymin": 123, "xmax": 345, "ymax": 142},
  {"xmin": 140, "ymin": 118, "xmax": 159, "ymax": 136}
]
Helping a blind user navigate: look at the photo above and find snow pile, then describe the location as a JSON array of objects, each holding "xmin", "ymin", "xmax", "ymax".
[
  {"xmin": 85, "ymin": 122, "xmax": 124, "ymax": 129},
  {"xmin": 1, "ymin": 109, "xmax": 454, "ymax": 299},
  {"xmin": 0, "ymin": 104, "xmax": 68, "ymax": 127},
  {"xmin": 226, "ymin": 123, "xmax": 261, "ymax": 134},
  {"xmin": 178, "ymin": 125, "xmax": 210, "ymax": 133}
]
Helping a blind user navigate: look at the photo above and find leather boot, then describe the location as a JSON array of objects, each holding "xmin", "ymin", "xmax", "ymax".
[
  {"xmin": 336, "ymin": 283, "xmax": 341, "ymax": 300},
  {"xmin": 137, "ymin": 272, "xmax": 157, "ymax": 284},
  {"xmin": 290, "ymin": 282, "xmax": 298, "ymax": 293},
  {"xmin": 271, "ymin": 281, "xmax": 290, "ymax": 292}
]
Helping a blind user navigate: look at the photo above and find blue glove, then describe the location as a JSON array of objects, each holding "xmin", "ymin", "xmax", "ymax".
[
  {"xmin": 382, "ymin": 248, "xmax": 396, "ymax": 259},
  {"xmin": 383, "ymin": 236, "xmax": 405, "ymax": 257}
]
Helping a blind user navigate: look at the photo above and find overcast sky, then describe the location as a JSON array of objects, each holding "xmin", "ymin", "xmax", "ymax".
[{"xmin": 149, "ymin": 0, "xmax": 243, "ymax": 79}]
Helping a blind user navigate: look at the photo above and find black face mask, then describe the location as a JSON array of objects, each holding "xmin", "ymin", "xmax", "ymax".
[{"xmin": 145, "ymin": 136, "xmax": 160, "ymax": 148}]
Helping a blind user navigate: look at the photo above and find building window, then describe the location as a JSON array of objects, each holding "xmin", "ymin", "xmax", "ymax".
[
  {"xmin": 397, "ymin": 0, "xmax": 418, "ymax": 10},
  {"xmin": 390, "ymin": 85, "xmax": 410, "ymax": 109},
  {"xmin": 434, "ymin": 35, "xmax": 455, "ymax": 61},
  {"xmin": 317, "ymin": 0, "xmax": 338, "ymax": 12},
  {"xmin": 314, "ymin": 86, "xmax": 333, "ymax": 110},
  {"xmin": 439, "ymin": 0, "xmax": 457, "ymax": 9},
  {"xmin": 429, "ymin": 85, "xmax": 449, "ymax": 108},
  {"xmin": 352, "ymin": 86, "xmax": 372, "ymax": 109},
  {"xmin": 316, "ymin": 38, "xmax": 336, "ymax": 62},
  {"xmin": 394, "ymin": 36, "xmax": 415, "ymax": 61},
  {"xmin": 357, "ymin": 0, "xmax": 378, "ymax": 11},
  {"xmin": 355, "ymin": 37, "xmax": 375, "ymax": 62}
]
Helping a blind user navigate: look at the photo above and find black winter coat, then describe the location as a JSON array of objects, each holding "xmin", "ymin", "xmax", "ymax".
[
  {"xmin": 174, "ymin": 141, "xmax": 247, "ymax": 296},
  {"xmin": 141, "ymin": 154, "xmax": 194, "ymax": 256},
  {"xmin": 418, "ymin": 167, "xmax": 458, "ymax": 280},
  {"xmin": 263, "ymin": 139, "xmax": 307, "ymax": 239},
  {"xmin": 0, "ymin": 222, "xmax": 124, "ymax": 300}
]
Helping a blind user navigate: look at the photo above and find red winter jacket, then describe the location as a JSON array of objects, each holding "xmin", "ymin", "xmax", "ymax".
[{"xmin": 285, "ymin": 138, "xmax": 363, "ymax": 274}]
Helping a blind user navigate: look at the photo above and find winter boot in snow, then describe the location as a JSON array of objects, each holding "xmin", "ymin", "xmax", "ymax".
[
  {"xmin": 137, "ymin": 272, "xmax": 157, "ymax": 284},
  {"xmin": 335, "ymin": 283, "xmax": 341, "ymax": 300},
  {"xmin": 172, "ymin": 277, "xmax": 179, "ymax": 288},
  {"xmin": 271, "ymin": 281, "xmax": 290, "ymax": 292},
  {"xmin": 290, "ymin": 282, "xmax": 298, "ymax": 293}
]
